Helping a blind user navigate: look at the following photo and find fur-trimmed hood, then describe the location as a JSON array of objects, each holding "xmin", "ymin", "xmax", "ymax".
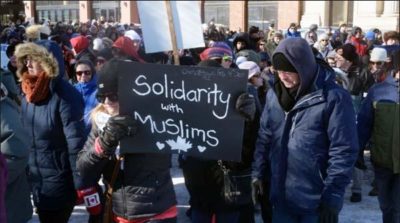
[{"xmin": 14, "ymin": 42, "xmax": 59, "ymax": 80}]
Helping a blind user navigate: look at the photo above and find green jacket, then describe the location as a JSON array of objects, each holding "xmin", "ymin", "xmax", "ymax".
[{"xmin": 371, "ymin": 102, "xmax": 400, "ymax": 173}]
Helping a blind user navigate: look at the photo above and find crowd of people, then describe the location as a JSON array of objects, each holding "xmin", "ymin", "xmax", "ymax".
[{"xmin": 0, "ymin": 17, "xmax": 399, "ymax": 223}]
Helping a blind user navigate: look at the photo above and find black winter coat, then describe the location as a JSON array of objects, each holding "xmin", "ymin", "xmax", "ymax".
[
  {"xmin": 21, "ymin": 76, "xmax": 87, "ymax": 210},
  {"xmin": 77, "ymin": 125, "xmax": 176, "ymax": 220}
]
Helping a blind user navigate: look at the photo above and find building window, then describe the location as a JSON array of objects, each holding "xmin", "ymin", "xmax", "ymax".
[
  {"xmin": 204, "ymin": 1, "xmax": 229, "ymax": 26},
  {"xmin": 92, "ymin": 1, "xmax": 120, "ymax": 22},
  {"xmin": 36, "ymin": 1, "xmax": 78, "ymax": 23},
  {"xmin": 248, "ymin": 1, "xmax": 278, "ymax": 31}
]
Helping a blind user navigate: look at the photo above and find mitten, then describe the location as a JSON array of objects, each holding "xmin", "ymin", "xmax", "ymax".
[
  {"xmin": 98, "ymin": 115, "xmax": 137, "ymax": 156},
  {"xmin": 319, "ymin": 203, "xmax": 339, "ymax": 223},
  {"xmin": 76, "ymin": 187, "xmax": 102, "ymax": 215},
  {"xmin": 235, "ymin": 93, "xmax": 256, "ymax": 121}
]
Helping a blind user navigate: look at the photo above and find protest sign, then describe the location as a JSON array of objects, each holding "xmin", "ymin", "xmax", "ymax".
[
  {"xmin": 118, "ymin": 61, "xmax": 247, "ymax": 161},
  {"xmin": 137, "ymin": 1, "xmax": 205, "ymax": 54},
  {"xmin": 1, "ymin": 44, "xmax": 9, "ymax": 70}
]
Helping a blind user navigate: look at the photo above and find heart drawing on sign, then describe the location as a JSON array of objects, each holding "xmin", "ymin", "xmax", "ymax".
[
  {"xmin": 156, "ymin": 142, "xmax": 165, "ymax": 150},
  {"xmin": 197, "ymin": 145, "xmax": 207, "ymax": 152}
]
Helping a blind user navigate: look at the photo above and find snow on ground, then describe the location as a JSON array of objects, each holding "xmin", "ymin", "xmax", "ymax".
[{"xmin": 28, "ymin": 154, "xmax": 382, "ymax": 223}]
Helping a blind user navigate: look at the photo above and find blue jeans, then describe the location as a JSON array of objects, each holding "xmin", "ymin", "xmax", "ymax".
[
  {"xmin": 191, "ymin": 209, "xmax": 240, "ymax": 223},
  {"xmin": 375, "ymin": 167, "xmax": 400, "ymax": 223},
  {"xmin": 272, "ymin": 206, "xmax": 318, "ymax": 223}
]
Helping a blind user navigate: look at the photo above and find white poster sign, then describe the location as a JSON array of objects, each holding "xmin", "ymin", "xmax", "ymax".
[{"xmin": 137, "ymin": 1, "xmax": 205, "ymax": 53}]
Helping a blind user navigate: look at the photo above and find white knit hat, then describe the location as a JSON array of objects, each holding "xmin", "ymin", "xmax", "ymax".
[
  {"xmin": 235, "ymin": 56, "xmax": 248, "ymax": 66},
  {"xmin": 93, "ymin": 38, "xmax": 104, "ymax": 51},
  {"xmin": 370, "ymin": 47, "xmax": 388, "ymax": 62},
  {"xmin": 238, "ymin": 61, "xmax": 261, "ymax": 79},
  {"xmin": 124, "ymin": 30, "xmax": 141, "ymax": 42}
]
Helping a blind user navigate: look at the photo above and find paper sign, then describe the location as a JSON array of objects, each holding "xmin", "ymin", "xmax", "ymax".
[{"xmin": 137, "ymin": 1, "xmax": 205, "ymax": 53}]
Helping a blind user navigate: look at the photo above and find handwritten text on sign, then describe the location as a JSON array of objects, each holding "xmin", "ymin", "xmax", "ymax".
[{"xmin": 118, "ymin": 61, "xmax": 247, "ymax": 161}]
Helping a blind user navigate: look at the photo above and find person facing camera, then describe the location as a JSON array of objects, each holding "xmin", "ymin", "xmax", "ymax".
[
  {"xmin": 253, "ymin": 38, "xmax": 358, "ymax": 223},
  {"xmin": 14, "ymin": 41, "xmax": 90, "ymax": 223},
  {"xmin": 77, "ymin": 59, "xmax": 178, "ymax": 223}
]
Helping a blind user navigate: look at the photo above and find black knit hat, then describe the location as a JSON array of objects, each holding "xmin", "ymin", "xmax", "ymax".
[
  {"xmin": 272, "ymin": 53, "xmax": 297, "ymax": 73},
  {"xmin": 97, "ymin": 59, "xmax": 119, "ymax": 94},
  {"xmin": 337, "ymin": 44, "xmax": 358, "ymax": 63}
]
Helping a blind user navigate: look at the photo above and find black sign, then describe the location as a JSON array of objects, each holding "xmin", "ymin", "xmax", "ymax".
[{"xmin": 118, "ymin": 61, "xmax": 248, "ymax": 161}]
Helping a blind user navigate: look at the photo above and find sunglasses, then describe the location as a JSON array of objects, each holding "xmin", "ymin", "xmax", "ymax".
[
  {"xmin": 369, "ymin": 61, "xmax": 384, "ymax": 66},
  {"xmin": 223, "ymin": 55, "xmax": 232, "ymax": 62},
  {"xmin": 76, "ymin": 70, "xmax": 92, "ymax": 76},
  {"xmin": 96, "ymin": 93, "xmax": 118, "ymax": 103}
]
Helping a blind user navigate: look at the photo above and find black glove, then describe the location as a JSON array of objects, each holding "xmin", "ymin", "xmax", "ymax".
[
  {"xmin": 318, "ymin": 203, "xmax": 339, "ymax": 223},
  {"xmin": 98, "ymin": 115, "xmax": 137, "ymax": 156},
  {"xmin": 354, "ymin": 147, "xmax": 367, "ymax": 170},
  {"xmin": 235, "ymin": 93, "xmax": 256, "ymax": 121},
  {"xmin": 251, "ymin": 178, "xmax": 264, "ymax": 205}
]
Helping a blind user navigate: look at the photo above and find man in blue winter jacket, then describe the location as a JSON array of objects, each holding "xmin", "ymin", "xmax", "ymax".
[{"xmin": 252, "ymin": 38, "xmax": 359, "ymax": 223}]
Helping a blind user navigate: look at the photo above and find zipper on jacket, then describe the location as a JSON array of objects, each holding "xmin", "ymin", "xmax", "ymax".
[{"xmin": 289, "ymin": 112, "xmax": 300, "ymax": 138}]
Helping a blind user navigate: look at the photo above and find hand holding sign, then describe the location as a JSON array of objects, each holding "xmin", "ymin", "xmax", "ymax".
[{"xmin": 99, "ymin": 115, "xmax": 137, "ymax": 157}]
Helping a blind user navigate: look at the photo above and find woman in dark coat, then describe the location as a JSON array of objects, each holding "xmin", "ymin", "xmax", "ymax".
[
  {"xmin": 76, "ymin": 59, "xmax": 177, "ymax": 223},
  {"xmin": 14, "ymin": 41, "xmax": 88, "ymax": 223}
]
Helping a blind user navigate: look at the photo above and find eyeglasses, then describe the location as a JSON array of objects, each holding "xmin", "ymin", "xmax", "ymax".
[
  {"xmin": 23, "ymin": 57, "xmax": 33, "ymax": 65},
  {"xmin": 369, "ymin": 61, "xmax": 384, "ymax": 66},
  {"xmin": 96, "ymin": 93, "xmax": 118, "ymax": 103},
  {"xmin": 76, "ymin": 70, "xmax": 92, "ymax": 76}
]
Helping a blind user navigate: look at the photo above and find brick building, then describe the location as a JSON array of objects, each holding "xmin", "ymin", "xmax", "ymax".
[{"xmin": 18, "ymin": 1, "xmax": 400, "ymax": 32}]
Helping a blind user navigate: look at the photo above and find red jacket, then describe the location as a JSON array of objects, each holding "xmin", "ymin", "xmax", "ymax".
[{"xmin": 348, "ymin": 36, "xmax": 368, "ymax": 57}]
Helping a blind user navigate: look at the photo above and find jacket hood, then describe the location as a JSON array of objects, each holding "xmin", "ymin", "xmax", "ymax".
[
  {"xmin": 70, "ymin": 35, "xmax": 89, "ymax": 54},
  {"xmin": 113, "ymin": 36, "xmax": 144, "ymax": 62},
  {"xmin": 14, "ymin": 42, "xmax": 60, "ymax": 80},
  {"xmin": 233, "ymin": 32, "xmax": 250, "ymax": 49},
  {"xmin": 272, "ymin": 38, "xmax": 317, "ymax": 98},
  {"xmin": 36, "ymin": 40, "xmax": 66, "ymax": 79}
]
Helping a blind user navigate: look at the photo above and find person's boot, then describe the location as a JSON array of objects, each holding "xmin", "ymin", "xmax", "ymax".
[
  {"xmin": 350, "ymin": 192, "xmax": 362, "ymax": 202},
  {"xmin": 368, "ymin": 187, "xmax": 378, "ymax": 196}
]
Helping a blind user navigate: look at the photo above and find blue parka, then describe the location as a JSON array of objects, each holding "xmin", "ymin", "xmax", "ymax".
[
  {"xmin": 253, "ymin": 38, "xmax": 358, "ymax": 214},
  {"xmin": 20, "ymin": 41, "xmax": 87, "ymax": 211},
  {"xmin": 74, "ymin": 75, "xmax": 98, "ymax": 136}
]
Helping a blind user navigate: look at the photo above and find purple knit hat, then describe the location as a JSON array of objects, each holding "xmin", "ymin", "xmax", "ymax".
[{"xmin": 200, "ymin": 41, "xmax": 233, "ymax": 61}]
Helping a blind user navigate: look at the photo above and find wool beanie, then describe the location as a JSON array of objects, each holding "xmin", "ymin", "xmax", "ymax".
[
  {"xmin": 337, "ymin": 44, "xmax": 358, "ymax": 63},
  {"xmin": 238, "ymin": 61, "xmax": 261, "ymax": 79},
  {"xmin": 272, "ymin": 53, "xmax": 297, "ymax": 73},
  {"xmin": 199, "ymin": 41, "xmax": 233, "ymax": 61},
  {"xmin": 97, "ymin": 59, "xmax": 119, "ymax": 94},
  {"xmin": 236, "ymin": 49, "xmax": 261, "ymax": 64}
]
